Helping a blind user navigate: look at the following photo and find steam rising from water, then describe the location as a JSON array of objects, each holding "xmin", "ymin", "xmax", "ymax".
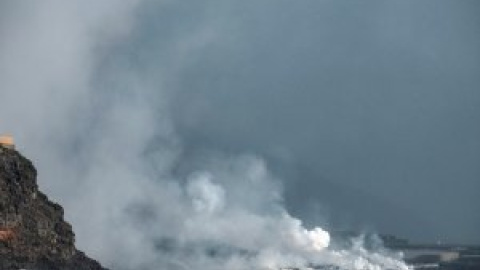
[{"xmin": 0, "ymin": 1, "xmax": 412, "ymax": 269}]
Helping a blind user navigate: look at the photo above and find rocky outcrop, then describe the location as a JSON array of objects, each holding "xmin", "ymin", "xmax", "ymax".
[{"xmin": 0, "ymin": 146, "xmax": 107, "ymax": 270}]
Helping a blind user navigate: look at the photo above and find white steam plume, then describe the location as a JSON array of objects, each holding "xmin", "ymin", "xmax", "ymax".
[{"xmin": 0, "ymin": 1, "xmax": 411, "ymax": 270}]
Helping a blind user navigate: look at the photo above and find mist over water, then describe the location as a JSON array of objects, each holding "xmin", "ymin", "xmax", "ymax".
[{"xmin": 1, "ymin": 0, "xmax": 479, "ymax": 269}]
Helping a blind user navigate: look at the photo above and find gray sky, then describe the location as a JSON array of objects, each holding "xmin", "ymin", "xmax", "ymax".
[
  {"xmin": 165, "ymin": 0, "xmax": 480, "ymax": 244},
  {"xmin": 0, "ymin": 1, "xmax": 479, "ymax": 268}
]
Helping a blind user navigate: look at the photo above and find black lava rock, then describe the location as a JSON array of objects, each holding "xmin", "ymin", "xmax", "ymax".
[{"xmin": 0, "ymin": 146, "xmax": 108, "ymax": 270}]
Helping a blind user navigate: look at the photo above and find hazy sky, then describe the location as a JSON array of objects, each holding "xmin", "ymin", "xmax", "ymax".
[
  {"xmin": 162, "ymin": 1, "xmax": 480, "ymax": 244},
  {"xmin": 0, "ymin": 2, "xmax": 479, "ymax": 264}
]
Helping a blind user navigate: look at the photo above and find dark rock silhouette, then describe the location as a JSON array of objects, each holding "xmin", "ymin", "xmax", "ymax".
[{"xmin": 0, "ymin": 146, "xmax": 107, "ymax": 270}]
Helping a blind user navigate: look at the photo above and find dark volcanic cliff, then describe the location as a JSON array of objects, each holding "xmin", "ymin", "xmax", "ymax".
[{"xmin": 0, "ymin": 146, "xmax": 107, "ymax": 270}]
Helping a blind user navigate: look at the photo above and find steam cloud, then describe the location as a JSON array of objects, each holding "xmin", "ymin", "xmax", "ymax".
[{"xmin": 0, "ymin": 1, "xmax": 411, "ymax": 269}]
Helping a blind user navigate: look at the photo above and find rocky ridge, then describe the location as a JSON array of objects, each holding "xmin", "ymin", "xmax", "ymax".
[{"xmin": 0, "ymin": 146, "xmax": 107, "ymax": 270}]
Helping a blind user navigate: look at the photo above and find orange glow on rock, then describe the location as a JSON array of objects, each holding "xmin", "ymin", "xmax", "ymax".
[
  {"xmin": 0, "ymin": 228, "xmax": 16, "ymax": 242},
  {"xmin": 0, "ymin": 135, "xmax": 14, "ymax": 149}
]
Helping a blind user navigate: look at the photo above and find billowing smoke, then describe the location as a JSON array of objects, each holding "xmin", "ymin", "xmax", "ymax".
[{"xmin": 0, "ymin": 1, "xmax": 411, "ymax": 269}]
